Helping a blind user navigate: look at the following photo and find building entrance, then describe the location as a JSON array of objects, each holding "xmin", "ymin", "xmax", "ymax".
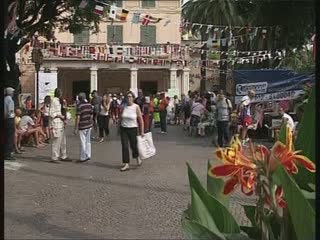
[
  {"xmin": 72, "ymin": 80, "xmax": 90, "ymax": 100},
  {"xmin": 140, "ymin": 81, "xmax": 157, "ymax": 95}
]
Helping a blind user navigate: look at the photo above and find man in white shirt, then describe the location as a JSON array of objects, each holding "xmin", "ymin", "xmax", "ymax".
[
  {"xmin": 50, "ymin": 88, "xmax": 68, "ymax": 163},
  {"xmin": 279, "ymin": 107, "xmax": 295, "ymax": 132},
  {"xmin": 239, "ymin": 90, "xmax": 255, "ymax": 144},
  {"xmin": 4, "ymin": 87, "xmax": 16, "ymax": 160}
]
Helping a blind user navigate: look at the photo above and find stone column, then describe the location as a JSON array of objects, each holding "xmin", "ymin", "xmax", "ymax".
[
  {"xmin": 170, "ymin": 68, "xmax": 178, "ymax": 89},
  {"xmin": 182, "ymin": 67, "xmax": 190, "ymax": 95},
  {"xmin": 130, "ymin": 67, "xmax": 138, "ymax": 97},
  {"xmin": 90, "ymin": 65, "xmax": 98, "ymax": 93},
  {"xmin": 49, "ymin": 66, "xmax": 58, "ymax": 96}
]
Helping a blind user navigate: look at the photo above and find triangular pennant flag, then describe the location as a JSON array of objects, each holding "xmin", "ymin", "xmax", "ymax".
[
  {"xmin": 94, "ymin": 3, "xmax": 104, "ymax": 16},
  {"xmin": 108, "ymin": 5, "xmax": 117, "ymax": 20},
  {"xmin": 206, "ymin": 25, "xmax": 213, "ymax": 34},
  {"xmin": 163, "ymin": 19, "xmax": 171, "ymax": 27},
  {"xmin": 150, "ymin": 16, "xmax": 162, "ymax": 23},
  {"xmin": 132, "ymin": 13, "xmax": 140, "ymax": 24},
  {"xmin": 79, "ymin": 0, "xmax": 88, "ymax": 9}
]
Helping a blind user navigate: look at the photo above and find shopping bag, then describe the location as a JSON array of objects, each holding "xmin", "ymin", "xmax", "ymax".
[{"xmin": 137, "ymin": 132, "xmax": 156, "ymax": 160}]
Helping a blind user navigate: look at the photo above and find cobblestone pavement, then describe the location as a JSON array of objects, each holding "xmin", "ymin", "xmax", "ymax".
[{"xmin": 5, "ymin": 124, "xmax": 256, "ymax": 239}]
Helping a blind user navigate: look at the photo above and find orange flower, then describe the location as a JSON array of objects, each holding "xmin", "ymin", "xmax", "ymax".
[
  {"xmin": 266, "ymin": 186, "xmax": 287, "ymax": 209},
  {"xmin": 271, "ymin": 127, "xmax": 316, "ymax": 174},
  {"xmin": 210, "ymin": 164, "xmax": 256, "ymax": 195},
  {"xmin": 210, "ymin": 136, "xmax": 257, "ymax": 195}
]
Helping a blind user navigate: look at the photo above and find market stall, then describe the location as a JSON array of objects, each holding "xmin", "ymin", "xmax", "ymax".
[{"xmin": 233, "ymin": 69, "xmax": 314, "ymax": 140}]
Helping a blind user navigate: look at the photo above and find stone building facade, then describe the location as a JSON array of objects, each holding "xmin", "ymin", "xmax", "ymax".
[{"xmin": 18, "ymin": 0, "xmax": 190, "ymax": 105}]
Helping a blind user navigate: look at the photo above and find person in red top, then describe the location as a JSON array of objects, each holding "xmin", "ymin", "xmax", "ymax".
[{"xmin": 159, "ymin": 92, "xmax": 169, "ymax": 134}]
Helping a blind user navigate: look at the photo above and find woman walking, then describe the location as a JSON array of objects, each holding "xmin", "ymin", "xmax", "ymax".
[
  {"xmin": 98, "ymin": 93, "xmax": 111, "ymax": 143},
  {"xmin": 119, "ymin": 91, "xmax": 144, "ymax": 171},
  {"xmin": 40, "ymin": 95, "xmax": 51, "ymax": 142}
]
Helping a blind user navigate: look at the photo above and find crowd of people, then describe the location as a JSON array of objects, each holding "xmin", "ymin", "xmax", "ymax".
[{"xmin": 5, "ymin": 86, "xmax": 296, "ymax": 171}]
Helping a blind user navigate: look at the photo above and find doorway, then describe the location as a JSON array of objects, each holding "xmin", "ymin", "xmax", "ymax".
[
  {"xmin": 140, "ymin": 81, "xmax": 157, "ymax": 95},
  {"xmin": 72, "ymin": 80, "xmax": 90, "ymax": 100}
]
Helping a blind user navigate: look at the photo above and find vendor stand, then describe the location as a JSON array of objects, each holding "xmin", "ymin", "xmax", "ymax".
[{"xmin": 233, "ymin": 69, "xmax": 314, "ymax": 141}]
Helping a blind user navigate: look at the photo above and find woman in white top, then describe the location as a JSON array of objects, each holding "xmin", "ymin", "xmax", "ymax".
[
  {"xmin": 98, "ymin": 94, "xmax": 111, "ymax": 143},
  {"xmin": 40, "ymin": 95, "xmax": 51, "ymax": 142},
  {"xmin": 119, "ymin": 91, "xmax": 144, "ymax": 171},
  {"xmin": 189, "ymin": 99, "xmax": 208, "ymax": 136}
]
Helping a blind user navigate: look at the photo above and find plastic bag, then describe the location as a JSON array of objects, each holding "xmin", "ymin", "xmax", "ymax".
[{"xmin": 137, "ymin": 132, "xmax": 156, "ymax": 160}]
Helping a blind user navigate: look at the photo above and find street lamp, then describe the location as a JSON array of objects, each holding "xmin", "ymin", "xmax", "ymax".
[{"xmin": 31, "ymin": 48, "xmax": 43, "ymax": 109}]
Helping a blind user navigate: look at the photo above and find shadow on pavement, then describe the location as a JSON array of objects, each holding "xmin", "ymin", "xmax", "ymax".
[
  {"xmin": 19, "ymin": 167, "xmax": 190, "ymax": 196},
  {"xmin": 5, "ymin": 211, "xmax": 104, "ymax": 239}
]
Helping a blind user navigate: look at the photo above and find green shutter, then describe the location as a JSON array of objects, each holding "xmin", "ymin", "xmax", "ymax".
[
  {"xmin": 107, "ymin": 25, "xmax": 123, "ymax": 44},
  {"xmin": 142, "ymin": 0, "xmax": 155, "ymax": 8},
  {"xmin": 140, "ymin": 26, "xmax": 156, "ymax": 45},
  {"xmin": 73, "ymin": 28, "xmax": 89, "ymax": 44}
]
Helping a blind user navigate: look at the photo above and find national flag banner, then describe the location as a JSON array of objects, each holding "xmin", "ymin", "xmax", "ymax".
[
  {"xmin": 142, "ymin": 15, "xmax": 151, "ymax": 26},
  {"xmin": 108, "ymin": 5, "xmax": 117, "ymax": 20},
  {"xmin": 117, "ymin": 9, "xmax": 129, "ymax": 21},
  {"xmin": 132, "ymin": 13, "xmax": 141, "ymax": 24},
  {"xmin": 79, "ymin": 0, "xmax": 88, "ymax": 9},
  {"xmin": 94, "ymin": 3, "xmax": 104, "ymax": 16}
]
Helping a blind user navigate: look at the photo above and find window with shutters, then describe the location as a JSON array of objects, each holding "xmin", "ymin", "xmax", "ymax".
[
  {"xmin": 141, "ymin": 0, "xmax": 155, "ymax": 8},
  {"xmin": 73, "ymin": 27, "xmax": 90, "ymax": 44},
  {"xmin": 107, "ymin": 25, "xmax": 123, "ymax": 44},
  {"xmin": 140, "ymin": 26, "xmax": 156, "ymax": 45}
]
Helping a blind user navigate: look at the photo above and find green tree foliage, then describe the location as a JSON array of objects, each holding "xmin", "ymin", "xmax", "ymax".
[
  {"xmin": 5, "ymin": 0, "xmax": 112, "ymax": 89},
  {"xmin": 182, "ymin": 0, "xmax": 315, "ymax": 50}
]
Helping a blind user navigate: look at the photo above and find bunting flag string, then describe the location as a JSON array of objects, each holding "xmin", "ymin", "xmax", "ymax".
[
  {"xmin": 83, "ymin": 0, "xmax": 277, "ymax": 35},
  {"xmin": 27, "ymin": 36, "xmax": 285, "ymax": 67}
]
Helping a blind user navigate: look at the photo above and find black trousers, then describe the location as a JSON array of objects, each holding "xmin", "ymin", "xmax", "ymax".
[
  {"xmin": 160, "ymin": 111, "xmax": 167, "ymax": 132},
  {"xmin": 120, "ymin": 127, "xmax": 139, "ymax": 163},
  {"xmin": 217, "ymin": 121, "xmax": 230, "ymax": 147},
  {"xmin": 4, "ymin": 118, "xmax": 15, "ymax": 158},
  {"xmin": 98, "ymin": 115, "xmax": 110, "ymax": 138}
]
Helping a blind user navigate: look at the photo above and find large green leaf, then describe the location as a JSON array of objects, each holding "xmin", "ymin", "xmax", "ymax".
[
  {"xmin": 182, "ymin": 220, "xmax": 252, "ymax": 240},
  {"xmin": 240, "ymin": 226, "xmax": 259, "ymax": 240},
  {"xmin": 182, "ymin": 219, "xmax": 225, "ymax": 240},
  {"xmin": 294, "ymin": 87, "xmax": 315, "ymax": 190},
  {"xmin": 277, "ymin": 124, "xmax": 287, "ymax": 144},
  {"xmin": 240, "ymin": 206, "xmax": 259, "ymax": 240},
  {"xmin": 207, "ymin": 161, "xmax": 229, "ymax": 207},
  {"xmin": 191, "ymin": 189, "xmax": 226, "ymax": 239},
  {"xmin": 273, "ymin": 165, "xmax": 315, "ymax": 240},
  {"xmin": 186, "ymin": 163, "xmax": 240, "ymax": 234}
]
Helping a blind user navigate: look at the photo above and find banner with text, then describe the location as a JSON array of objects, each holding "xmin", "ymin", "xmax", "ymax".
[{"xmin": 233, "ymin": 70, "xmax": 314, "ymax": 104}]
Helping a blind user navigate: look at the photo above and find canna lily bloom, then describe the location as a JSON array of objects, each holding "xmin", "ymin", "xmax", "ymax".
[
  {"xmin": 266, "ymin": 186, "xmax": 287, "ymax": 209},
  {"xmin": 210, "ymin": 164, "xmax": 256, "ymax": 195},
  {"xmin": 216, "ymin": 136, "xmax": 256, "ymax": 168},
  {"xmin": 210, "ymin": 136, "xmax": 257, "ymax": 195},
  {"xmin": 271, "ymin": 126, "xmax": 316, "ymax": 174}
]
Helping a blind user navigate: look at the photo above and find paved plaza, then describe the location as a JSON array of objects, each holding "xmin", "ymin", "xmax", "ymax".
[{"xmin": 5, "ymin": 124, "xmax": 253, "ymax": 239}]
